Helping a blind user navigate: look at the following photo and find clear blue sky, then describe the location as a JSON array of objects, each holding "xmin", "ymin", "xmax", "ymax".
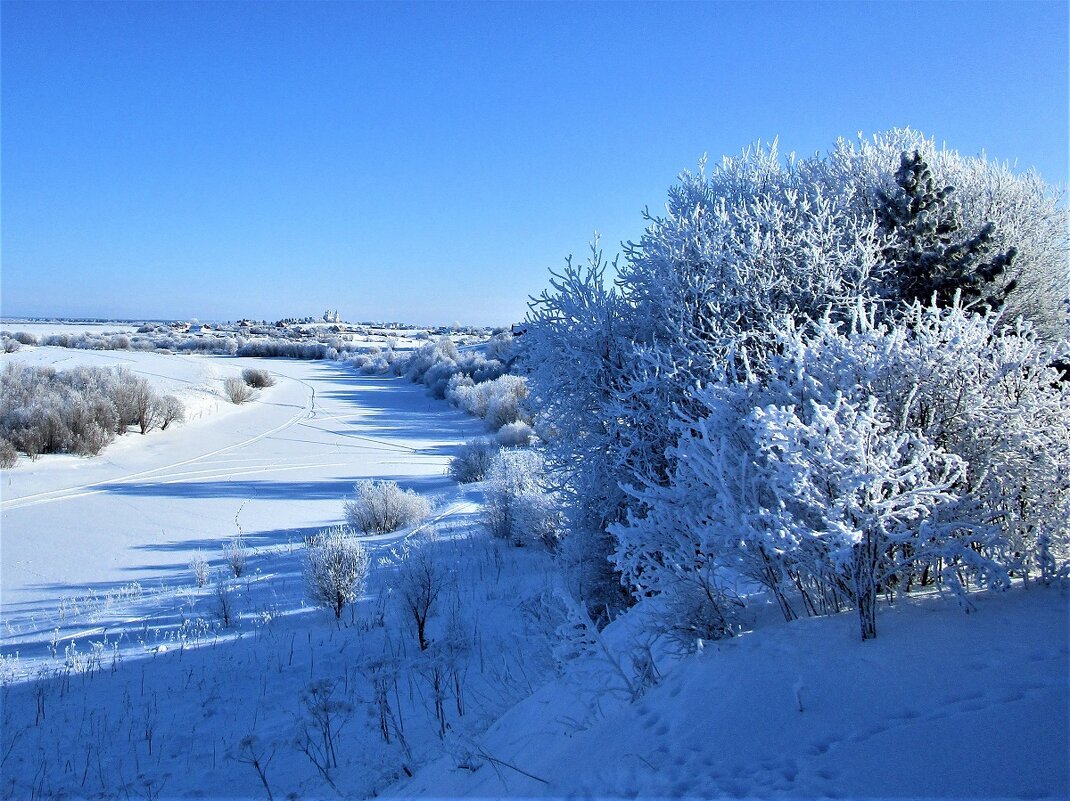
[{"xmin": 2, "ymin": 1, "xmax": 1067, "ymax": 325}]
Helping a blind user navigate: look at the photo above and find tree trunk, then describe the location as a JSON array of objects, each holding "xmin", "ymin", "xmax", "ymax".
[{"xmin": 854, "ymin": 536, "xmax": 879, "ymax": 641}]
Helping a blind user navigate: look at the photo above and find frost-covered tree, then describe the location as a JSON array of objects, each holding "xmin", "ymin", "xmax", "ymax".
[
  {"xmin": 752, "ymin": 395, "xmax": 968, "ymax": 640},
  {"xmin": 305, "ymin": 527, "xmax": 371, "ymax": 619},
  {"xmin": 397, "ymin": 547, "xmax": 445, "ymax": 650},
  {"xmin": 618, "ymin": 301, "xmax": 1068, "ymax": 639},
  {"xmin": 158, "ymin": 395, "xmax": 185, "ymax": 430},
  {"xmin": 483, "ymin": 448, "xmax": 563, "ymax": 549},
  {"xmin": 525, "ymin": 129, "xmax": 1068, "ymax": 628},
  {"xmin": 523, "ymin": 243, "xmax": 633, "ymax": 609},
  {"xmin": 823, "ymin": 129, "xmax": 1068, "ymax": 340}
]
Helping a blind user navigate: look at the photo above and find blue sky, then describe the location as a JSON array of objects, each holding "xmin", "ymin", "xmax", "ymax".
[{"xmin": 2, "ymin": 1, "xmax": 1067, "ymax": 325}]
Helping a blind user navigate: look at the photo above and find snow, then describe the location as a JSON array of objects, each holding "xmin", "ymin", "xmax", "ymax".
[
  {"xmin": 2, "ymin": 346, "xmax": 483, "ymax": 652},
  {"xmin": 0, "ymin": 321, "xmax": 140, "ymax": 337},
  {"xmin": 395, "ymin": 588, "xmax": 1069, "ymax": 800},
  {"xmin": 1, "ymin": 341, "xmax": 1067, "ymax": 800}
]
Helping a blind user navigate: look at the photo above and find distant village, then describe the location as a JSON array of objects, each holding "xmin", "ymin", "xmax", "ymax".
[{"xmin": 166, "ymin": 310, "xmax": 501, "ymax": 339}]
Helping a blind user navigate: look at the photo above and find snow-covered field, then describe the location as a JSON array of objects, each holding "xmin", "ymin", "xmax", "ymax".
[
  {"xmin": 1, "ymin": 343, "xmax": 1067, "ymax": 800},
  {"xmin": 1, "ymin": 321, "xmax": 141, "ymax": 337},
  {"xmin": 2, "ymin": 346, "xmax": 483, "ymax": 654}
]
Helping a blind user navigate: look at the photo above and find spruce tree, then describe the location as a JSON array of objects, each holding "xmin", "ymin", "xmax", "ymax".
[{"xmin": 877, "ymin": 150, "xmax": 1018, "ymax": 311}]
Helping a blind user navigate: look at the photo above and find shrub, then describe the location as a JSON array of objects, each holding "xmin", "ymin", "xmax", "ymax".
[
  {"xmin": 483, "ymin": 449, "xmax": 560, "ymax": 547},
  {"xmin": 448, "ymin": 438, "xmax": 499, "ymax": 483},
  {"xmin": 70, "ymin": 417, "xmax": 110, "ymax": 456},
  {"xmin": 224, "ymin": 377, "xmax": 256, "ymax": 404},
  {"xmin": 617, "ymin": 302, "xmax": 1070, "ymax": 641},
  {"xmin": 158, "ymin": 395, "xmax": 185, "ymax": 430},
  {"xmin": 512, "ymin": 487, "xmax": 565, "ymax": 550},
  {"xmin": 214, "ymin": 576, "xmax": 236, "ymax": 628},
  {"xmin": 305, "ymin": 527, "xmax": 371, "ymax": 618},
  {"xmin": 346, "ymin": 354, "xmax": 372, "ymax": 372},
  {"xmin": 223, "ymin": 536, "xmax": 248, "ymax": 578},
  {"xmin": 2, "ymin": 338, "xmax": 20, "ymax": 353},
  {"xmin": 0, "ymin": 438, "xmax": 17, "ymax": 469},
  {"xmin": 344, "ymin": 480, "xmax": 431, "ymax": 534},
  {"xmin": 12, "ymin": 332, "xmax": 38, "ymax": 346},
  {"xmin": 404, "ymin": 337, "xmax": 460, "ymax": 384},
  {"xmin": 189, "ymin": 552, "xmax": 210, "ymax": 588},
  {"xmin": 423, "ymin": 359, "xmax": 458, "ymax": 399},
  {"xmin": 0, "ymin": 363, "xmax": 181, "ymax": 459},
  {"xmin": 447, "ymin": 374, "xmax": 529, "ymax": 430},
  {"xmin": 484, "ymin": 333, "xmax": 515, "ymax": 363},
  {"xmin": 241, "ymin": 368, "xmax": 275, "ymax": 388},
  {"xmin": 495, "ymin": 421, "xmax": 534, "ymax": 447}
]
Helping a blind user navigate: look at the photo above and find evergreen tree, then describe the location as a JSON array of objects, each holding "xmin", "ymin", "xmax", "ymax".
[{"xmin": 877, "ymin": 150, "xmax": 1018, "ymax": 311}]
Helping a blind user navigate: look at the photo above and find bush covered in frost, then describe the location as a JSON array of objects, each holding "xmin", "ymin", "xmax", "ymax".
[
  {"xmin": 224, "ymin": 377, "xmax": 256, "ymax": 404},
  {"xmin": 495, "ymin": 420, "xmax": 535, "ymax": 447},
  {"xmin": 483, "ymin": 449, "xmax": 562, "ymax": 548},
  {"xmin": 344, "ymin": 479, "xmax": 431, "ymax": 534},
  {"xmin": 523, "ymin": 128, "xmax": 1070, "ymax": 639},
  {"xmin": 305, "ymin": 526, "xmax": 371, "ymax": 618},
  {"xmin": 241, "ymin": 368, "xmax": 275, "ymax": 388},
  {"xmin": 448, "ymin": 374, "xmax": 529, "ymax": 431},
  {"xmin": 447, "ymin": 438, "xmax": 499, "ymax": 483},
  {"xmin": 0, "ymin": 364, "xmax": 185, "ymax": 458},
  {"xmin": 617, "ymin": 302, "xmax": 1070, "ymax": 640}
]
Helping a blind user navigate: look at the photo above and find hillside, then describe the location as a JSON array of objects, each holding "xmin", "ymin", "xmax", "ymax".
[{"xmin": 395, "ymin": 586, "xmax": 1069, "ymax": 799}]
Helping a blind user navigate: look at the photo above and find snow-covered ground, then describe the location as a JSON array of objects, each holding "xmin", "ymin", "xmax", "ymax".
[
  {"xmin": 0, "ymin": 321, "xmax": 140, "ymax": 337},
  {"xmin": 396, "ymin": 586, "xmax": 1069, "ymax": 800},
  {"xmin": 1, "ymin": 343, "xmax": 1067, "ymax": 800},
  {"xmin": 2, "ymin": 346, "xmax": 483, "ymax": 657}
]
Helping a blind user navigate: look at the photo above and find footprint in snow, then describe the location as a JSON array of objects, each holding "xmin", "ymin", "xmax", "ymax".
[
  {"xmin": 944, "ymin": 689, "xmax": 984, "ymax": 704},
  {"xmin": 890, "ymin": 708, "xmax": 921, "ymax": 721},
  {"xmin": 807, "ymin": 738, "xmax": 834, "ymax": 756},
  {"xmin": 671, "ymin": 778, "xmax": 696, "ymax": 797}
]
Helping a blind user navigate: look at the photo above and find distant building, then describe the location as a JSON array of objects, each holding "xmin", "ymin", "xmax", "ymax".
[{"xmin": 323, "ymin": 309, "xmax": 341, "ymax": 323}]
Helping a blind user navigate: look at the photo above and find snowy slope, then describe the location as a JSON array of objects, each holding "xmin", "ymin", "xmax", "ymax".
[
  {"xmin": 393, "ymin": 587, "xmax": 1069, "ymax": 800},
  {"xmin": 3, "ymin": 343, "xmax": 1067, "ymax": 801}
]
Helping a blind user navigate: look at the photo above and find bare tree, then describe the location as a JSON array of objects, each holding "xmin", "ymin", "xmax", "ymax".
[{"xmin": 398, "ymin": 549, "xmax": 446, "ymax": 650}]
